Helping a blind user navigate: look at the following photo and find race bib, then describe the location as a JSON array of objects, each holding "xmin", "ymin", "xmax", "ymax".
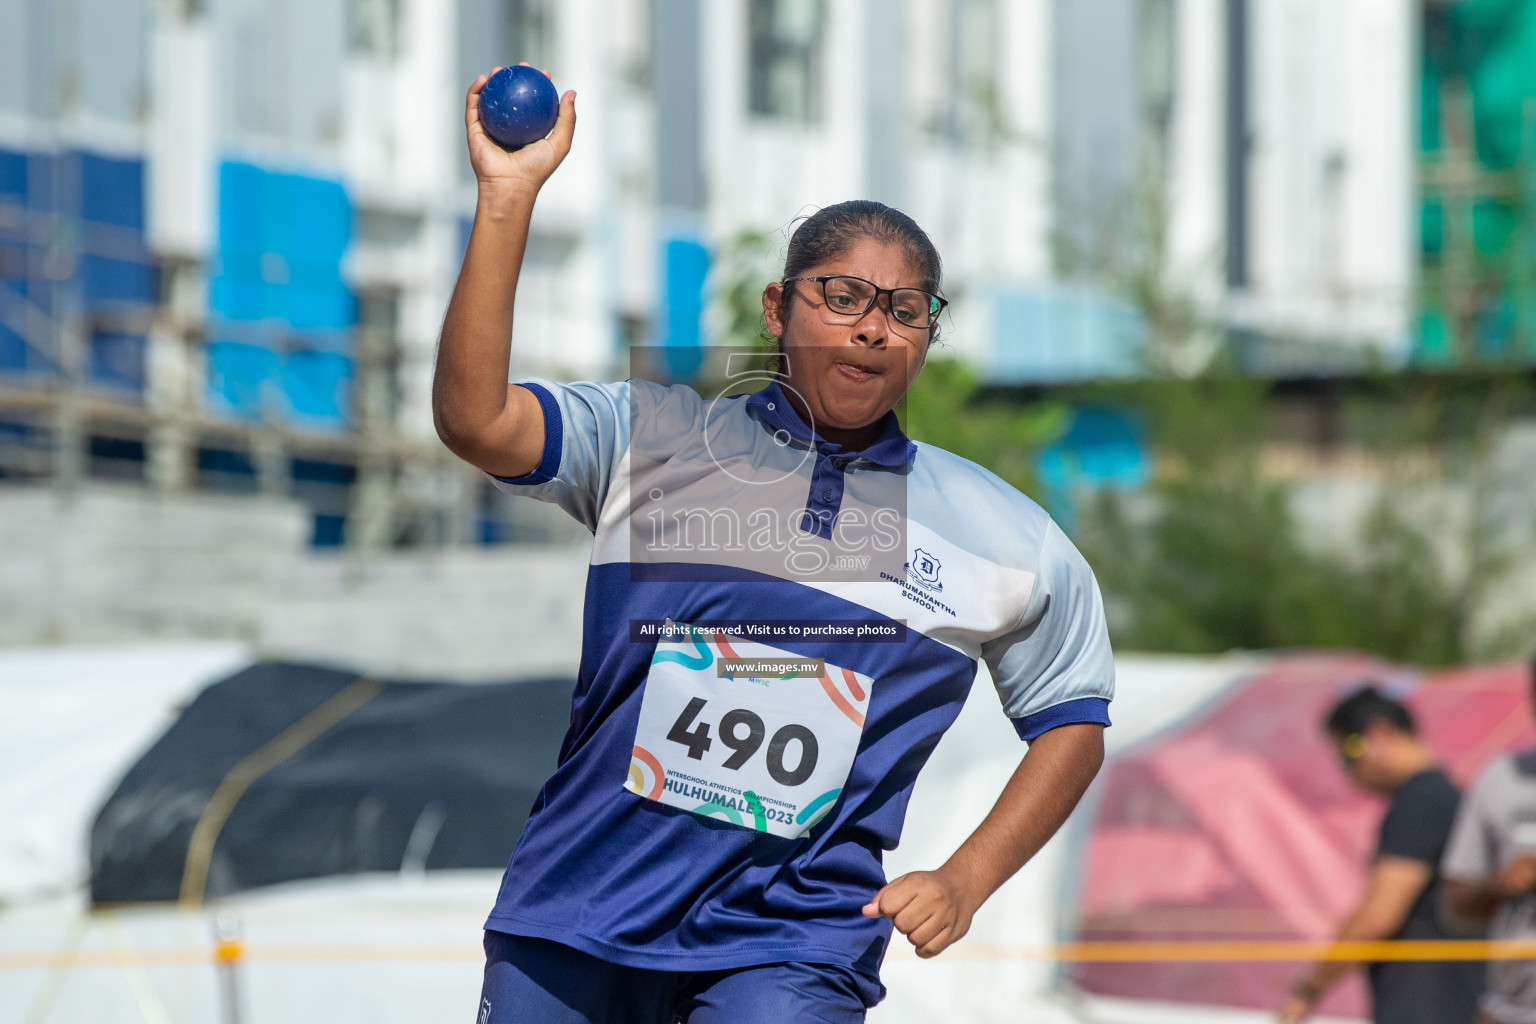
[{"xmin": 626, "ymin": 625, "xmax": 872, "ymax": 839}]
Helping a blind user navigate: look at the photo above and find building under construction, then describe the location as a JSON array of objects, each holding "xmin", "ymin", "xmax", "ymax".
[{"xmin": 0, "ymin": 0, "xmax": 1526, "ymax": 640}]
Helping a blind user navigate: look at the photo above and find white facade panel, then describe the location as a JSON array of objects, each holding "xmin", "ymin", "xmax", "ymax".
[
  {"xmin": 147, "ymin": 22, "xmax": 215, "ymax": 258},
  {"xmin": 79, "ymin": 0, "xmax": 153, "ymax": 126},
  {"xmin": 1241, "ymin": 0, "xmax": 1413, "ymax": 354},
  {"xmin": 1167, "ymin": 0, "xmax": 1227, "ymax": 305}
]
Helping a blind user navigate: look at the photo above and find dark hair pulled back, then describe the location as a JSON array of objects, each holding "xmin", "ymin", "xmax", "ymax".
[{"xmin": 777, "ymin": 200, "xmax": 944, "ymax": 334}]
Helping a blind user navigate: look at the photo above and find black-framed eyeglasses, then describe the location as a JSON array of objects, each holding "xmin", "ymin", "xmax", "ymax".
[{"xmin": 783, "ymin": 275, "xmax": 948, "ymax": 330}]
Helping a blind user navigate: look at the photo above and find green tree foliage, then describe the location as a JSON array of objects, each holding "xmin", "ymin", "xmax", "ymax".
[
  {"xmin": 898, "ymin": 358, "xmax": 1067, "ymax": 500},
  {"xmin": 1071, "ymin": 374, "xmax": 1534, "ymax": 666},
  {"xmin": 709, "ymin": 228, "xmax": 780, "ymax": 356},
  {"xmin": 1049, "ymin": 135, "xmax": 1528, "ymax": 665}
]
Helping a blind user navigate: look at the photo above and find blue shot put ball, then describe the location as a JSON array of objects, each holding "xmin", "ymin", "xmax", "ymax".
[{"xmin": 478, "ymin": 65, "xmax": 560, "ymax": 150}]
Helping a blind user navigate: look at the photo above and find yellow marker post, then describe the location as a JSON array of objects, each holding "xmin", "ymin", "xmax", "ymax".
[{"xmin": 214, "ymin": 911, "xmax": 244, "ymax": 1024}]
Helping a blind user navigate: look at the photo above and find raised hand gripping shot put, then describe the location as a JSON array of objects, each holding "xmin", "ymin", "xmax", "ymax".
[{"xmin": 436, "ymin": 67, "xmax": 1113, "ymax": 1024}]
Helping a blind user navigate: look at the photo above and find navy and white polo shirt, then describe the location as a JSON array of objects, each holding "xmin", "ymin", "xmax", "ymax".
[{"xmin": 483, "ymin": 375, "xmax": 1113, "ymax": 982}]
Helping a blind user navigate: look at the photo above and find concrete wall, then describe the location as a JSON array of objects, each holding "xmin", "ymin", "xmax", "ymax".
[
  {"xmin": 261, "ymin": 541, "xmax": 589, "ymax": 679},
  {"xmin": 0, "ymin": 485, "xmax": 588, "ymax": 679}
]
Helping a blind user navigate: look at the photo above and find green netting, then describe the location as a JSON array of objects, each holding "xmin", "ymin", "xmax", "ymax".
[
  {"xmin": 1465, "ymin": 0, "xmax": 1536, "ymax": 168},
  {"xmin": 1415, "ymin": 309, "xmax": 1453, "ymax": 363},
  {"xmin": 1420, "ymin": 45, "xmax": 1442, "ymax": 154},
  {"xmin": 1421, "ymin": 200, "xmax": 1444, "ymax": 257},
  {"xmin": 1417, "ymin": 0, "xmax": 1536, "ymax": 364},
  {"xmin": 1421, "ymin": 0, "xmax": 1536, "ymax": 166},
  {"xmin": 1472, "ymin": 197, "xmax": 1518, "ymax": 254}
]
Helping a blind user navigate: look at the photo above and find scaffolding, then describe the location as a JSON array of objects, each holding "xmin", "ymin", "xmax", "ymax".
[{"xmin": 0, "ymin": 144, "xmax": 572, "ymax": 550}]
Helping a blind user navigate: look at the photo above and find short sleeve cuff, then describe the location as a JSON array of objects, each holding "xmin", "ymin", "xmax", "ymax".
[
  {"xmin": 491, "ymin": 382, "xmax": 562, "ymax": 485},
  {"xmin": 1011, "ymin": 696, "xmax": 1111, "ymax": 741}
]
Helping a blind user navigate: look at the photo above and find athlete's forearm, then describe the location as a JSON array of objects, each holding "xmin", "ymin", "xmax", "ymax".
[
  {"xmin": 432, "ymin": 186, "xmax": 537, "ymax": 447},
  {"xmin": 938, "ymin": 722, "xmax": 1104, "ymax": 909},
  {"xmin": 1292, "ymin": 907, "xmax": 1390, "ymax": 1002}
]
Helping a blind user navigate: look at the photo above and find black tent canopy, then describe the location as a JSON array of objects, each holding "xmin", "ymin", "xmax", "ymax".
[{"xmin": 90, "ymin": 661, "xmax": 572, "ymax": 904}]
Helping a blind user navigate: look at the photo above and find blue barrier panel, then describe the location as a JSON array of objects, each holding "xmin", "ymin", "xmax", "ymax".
[
  {"xmin": 80, "ymin": 152, "xmax": 145, "ymax": 230},
  {"xmin": 0, "ymin": 280, "xmax": 32, "ymax": 374},
  {"xmin": 212, "ymin": 162, "xmax": 354, "ymax": 327},
  {"xmin": 268, "ymin": 173, "xmax": 351, "ymax": 265},
  {"xmin": 1034, "ymin": 406, "xmax": 1151, "ymax": 529},
  {"xmin": 0, "ymin": 150, "xmax": 24, "ymax": 198},
  {"xmin": 282, "ymin": 349, "xmax": 352, "ymax": 426},
  {"xmin": 0, "ymin": 146, "xmax": 154, "ymax": 392},
  {"xmin": 81, "ymin": 252, "xmax": 155, "ymax": 306},
  {"xmin": 660, "ymin": 234, "xmax": 708, "ymax": 379},
  {"xmin": 206, "ymin": 341, "xmax": 280, "ymax": 420},
  {"xmin": 283, "ymin": 279, "xmax": 356, "ymax": 333},
  {"xmin": 209, "ymin": 270, "xmax": 266, "ymax": 322},
  {"xmin": 89, "ymin": 331, "xmax": 147, "ymax": 392},
  {"xmin": 209, "ymin": 160, "xmax": 356, "ymax": 426},
  {"xmin": 217, "ymin": 162, "xmax": 267, "ymax": 256},
  {"xmin": 0, "ymin": 151, "xmax": 25, "ymax": 373},
  {"xmin": 1, "ymin": 150, "xmax": 58, "ymax": 212},
  {"xmin": 311, "ymin": 515, "xmax": 346, "ymax": 546},
  {"xmin": 291, "ymin": 457, "xmax": 357, "ymax": 547}
]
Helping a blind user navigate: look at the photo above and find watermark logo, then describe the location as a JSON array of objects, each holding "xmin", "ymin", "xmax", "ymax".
[
  {"xmin": 701, "ymin": 351, "xmax": 814, "ymax": 487},
  {"xmin": 626, "ymin": 347, "xmax": 910, "ymax": 583}
]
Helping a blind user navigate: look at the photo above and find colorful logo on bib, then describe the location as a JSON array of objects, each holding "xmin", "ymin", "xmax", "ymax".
[
  {"xmin": 626, "ymin": 744, "xmax": 665, "ymax": 799},
  {"xmin": 818, "ymin": 665, "xmax": 867, "ymax": 728},
  {"xmin": 796, "ymin": 787, "xmax": 842, "ymax": 830}
]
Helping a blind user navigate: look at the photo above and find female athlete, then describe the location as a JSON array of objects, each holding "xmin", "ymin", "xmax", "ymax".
[{"xmin": 434, "ymin": 69, "xmax": 1114, "ymax": 1024}]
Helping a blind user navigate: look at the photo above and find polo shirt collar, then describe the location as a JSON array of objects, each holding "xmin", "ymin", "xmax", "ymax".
[{"xmin": 745, "ymin": 381, "xmax": 916, "ymax": 468}]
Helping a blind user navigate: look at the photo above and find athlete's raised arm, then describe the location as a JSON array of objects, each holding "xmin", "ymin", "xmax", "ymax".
[{"xmin": 433, "ymin": 67, "xmax": 576, "ymax": 479}]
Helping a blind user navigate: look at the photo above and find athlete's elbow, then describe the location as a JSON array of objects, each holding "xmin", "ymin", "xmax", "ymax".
[
  {"xmin": 431, "ymin": 402, "xmax": 472, "ymax": 454},
  {"xmin": 434, "ymin": 404, "xmax": 542, "ymax": 479},
  {"xmin": 433, "ymin": 402, "xmax": 497, "ymax": 465}
]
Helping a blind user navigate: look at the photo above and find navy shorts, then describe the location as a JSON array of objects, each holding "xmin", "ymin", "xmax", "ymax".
[{"xmin": 476, "ymin": 930, "xmax": 883, "ymax": 1024}]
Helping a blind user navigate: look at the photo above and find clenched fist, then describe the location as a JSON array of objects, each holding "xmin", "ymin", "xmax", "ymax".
[{"xmin": 862, "ymin": 868, "xmax": 982, "ymax": 959}]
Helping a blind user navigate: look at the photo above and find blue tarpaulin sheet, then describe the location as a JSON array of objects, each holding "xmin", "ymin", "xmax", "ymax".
[
  {"xmin": 659, "ymin": 234, "xmax": 708, "ymax": 379},
  {"xmin": 0, "ymin": 147, "xmax": 154, "ymax": 389},
  {"xmin": 206, "ymin": 160, "xmax": 356, "ymax": 427}
]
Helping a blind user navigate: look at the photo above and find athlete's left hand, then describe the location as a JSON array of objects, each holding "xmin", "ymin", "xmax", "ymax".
[{"xmin": 862, "ymin": 868, "xmax": 981, "ymax": 958}]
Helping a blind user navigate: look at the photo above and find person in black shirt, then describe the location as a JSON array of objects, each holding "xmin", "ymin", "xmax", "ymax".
[{"xmin": 1278, "ymin": 686, "xmax": 1483, "ymax": 1024}]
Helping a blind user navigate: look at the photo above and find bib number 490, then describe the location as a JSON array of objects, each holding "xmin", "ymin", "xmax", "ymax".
[{"xmin": 665, "ymin": 697, "xmax": 819, "ymax": 786}]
